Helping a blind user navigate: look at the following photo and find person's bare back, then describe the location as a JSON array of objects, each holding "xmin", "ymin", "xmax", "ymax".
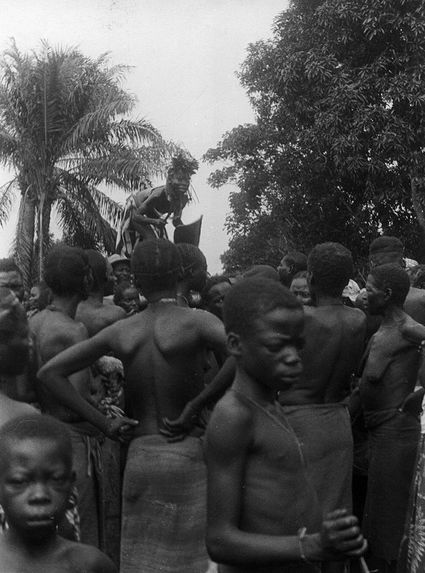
[
  {"xmin": 280, "ymin": 304, "xmax": 366, "ymax": 405},
  {"xmin": 76, "ymin": 298, "xmax": 126, "ymax": 337},
  {"xmin": 30, "ymin": 309, "xmax": 93, "ymax": 422}
]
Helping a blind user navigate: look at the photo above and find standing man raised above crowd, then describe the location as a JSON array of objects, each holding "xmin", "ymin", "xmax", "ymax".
[{"xmin": 38, "ymin": 239, "xmax": 227, "ymax": 573}]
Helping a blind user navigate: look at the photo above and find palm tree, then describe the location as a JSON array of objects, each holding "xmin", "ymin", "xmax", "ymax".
[{"xmin": 0, "ymin": 41, "xmax": 176, "ymax": 286}]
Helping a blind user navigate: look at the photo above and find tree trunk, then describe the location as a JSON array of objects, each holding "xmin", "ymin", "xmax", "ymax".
[
  {"xmin": 16, "ymin": 191, "xmax": 36, "ymax": 289},
  {"xmin": 410, "ymin": 175, "xmax": 425, "ymax": 233}
]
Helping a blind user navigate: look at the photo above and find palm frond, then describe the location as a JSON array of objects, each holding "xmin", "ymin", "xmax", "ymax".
[{"xmin": 0, "ymin": 178, "xmax": 17, "ymax": 225}]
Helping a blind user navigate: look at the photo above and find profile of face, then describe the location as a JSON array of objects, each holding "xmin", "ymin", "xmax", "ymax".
[
  {"xmin": 0, "ymin": 302, "xmax": 30, "ymax": 376},
  {"xmin": 277, "ymin": 257, "xmax": 293, "ymax": 287},
  {"xmin": 113, "ymin": 262, "xmax": 131, "ymax": 285},
  {"xmin": 206, "ymin": 282, "xmax": 232, "ymax": 320},
  {"xmin": 365, "ymin": 274, "xmax": 388, "ymax": 315},
  {"xmin": 118, "ymin": 287, "xmax": 141, "ymax": 315},
  {"xmin": 0, "ymin": 438, "xmax": 73, "ymax": 539},
  {"xmin": 290, "ymin": 277, "xmax": 312, "ymax": 306},
  {"xmin": 229, "ymin": 307, "xmax": 304, "ymax": 391},
  {"xmin": 0, "ymin": 271, "xmax": 25, "ymax": 303}
]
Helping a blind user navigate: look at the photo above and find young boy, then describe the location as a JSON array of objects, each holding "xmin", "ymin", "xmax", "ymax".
[
  {"xmin": 205, "ymin": 278, "xmax": 365, "ymax": 573},
  {"xmin": 0, "ymin": 413, "xmax": 116, "ymax": 572}
]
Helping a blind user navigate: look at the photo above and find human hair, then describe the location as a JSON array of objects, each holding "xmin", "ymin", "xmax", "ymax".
[
  {"xmin": 85, "ymin": 249, "xmax": 107, "ymax": 291},
  {"xmin": 131, "ymin": 239, "xmax": 181, "ymax": 294},
  {"xmin": 0, "ymin": 414, "xmax": 73, "ymax": 471},
  {"xmin": 113, "ymin": 281, "xmax": 137, "ymax": 305},
  {"xmin": 243, "ymin": 265, "xmax": 280, "ymax": 281},
  {"xmin": 308, "ymin": 242, "xmax": 353, "ymax": 297},
  {"xmin": 201, "ymin": 275, "xmax": 231, "ymax": 302},
  {"xmin": 370, "ymin": 263, "xmax": 411, "ymax": 307},
  {"xmin": 176, "ymin": 243, "xmax": 207, "ymax": 278},
  {"xmin": 0, "ymin": 258, "xmax": 22, "ymax": 276},
  {"xmin": 223, "ymin": 277, "xmax": 302, "ymax": 335},
  {"xmin": 369, "ymin": 236, "xmax": 404, "ymax": 257},
  {"xmin": 283, "ymin": 251, "xmax": 307, "ymax": 273},
  {"xmin": 43, "ymin": 246, "xmax": 89, "ymax": 297}
]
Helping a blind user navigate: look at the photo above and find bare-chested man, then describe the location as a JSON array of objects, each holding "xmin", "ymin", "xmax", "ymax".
[
  {"xmin": 278, "ymin": 243, "xmax": 366, "ymax": 522},
  {"xmin": 76, "ymin": 250, "xmax": 126, "ymax": 336},
  {"xmin": 369, "ymin": 235, "xmax": 425, "ymax": 325},
  {"xmin": 360, "ymin": 263, "xmax": 425, "ymax": 573},
  {"xmin": 38, "ymin": 239, "xmax": 227, "ymax": 573},
  {"xmin": 30, "ymin": 246, "xmax": 136, "ymax": 549}
]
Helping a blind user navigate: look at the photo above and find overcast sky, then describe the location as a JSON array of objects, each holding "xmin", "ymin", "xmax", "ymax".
[{"xmin": 0, "ymin": 0, "xmax": 288, "ymax": 273}]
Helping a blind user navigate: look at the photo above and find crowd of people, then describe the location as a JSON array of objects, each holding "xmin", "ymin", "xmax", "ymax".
[{"xmin": 0, "ymin": 234, "xmax": 424, "ymax": 573}]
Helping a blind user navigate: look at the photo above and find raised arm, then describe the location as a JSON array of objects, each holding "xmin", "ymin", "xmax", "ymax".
[{"xmin": 37, "ymin": 326, "xmax": 138, "ymax": 440}]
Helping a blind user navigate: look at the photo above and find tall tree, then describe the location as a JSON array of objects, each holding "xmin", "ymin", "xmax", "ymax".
[
  {"xmin": 0, "ymin": 41, "xmax": 176, "ymax": 286},
  {"xmin": 205, "ymin": 0, "xmax": 425, "ymax": 272}
]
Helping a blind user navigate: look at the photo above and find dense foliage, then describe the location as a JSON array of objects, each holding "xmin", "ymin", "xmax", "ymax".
[
  {"xmin": 0, "ymin": 42, "xmax": 176, "ymax": 285},
  {"xmin": 205, "ymin": 0, "xmax": 425, "ymax": 273}
]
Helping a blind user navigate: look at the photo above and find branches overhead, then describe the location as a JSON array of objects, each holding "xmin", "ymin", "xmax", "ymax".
[{"xmin": 206, "ymin": 0, "xmax": 425, "ymax": 271}]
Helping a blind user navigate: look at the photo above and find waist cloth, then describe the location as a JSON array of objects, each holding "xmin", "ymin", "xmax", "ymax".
[
  {"xmin": 362, "ymin": 409, "xmax": 420, "ymax": 562},
  {"xmin": 120, "ymin": 434, "xmax": 209, "ymax": 573},
  {"xmin": 67, "ymin": 422, "xmax": 105, "ymax": 550},
  {"xmin": 282, "ymin": 403, "xmax": 353, "ymax": 515}
]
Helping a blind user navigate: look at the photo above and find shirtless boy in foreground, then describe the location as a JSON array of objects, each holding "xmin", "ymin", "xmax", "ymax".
[
  {"xmin": 0, "ymin": 414, "xmax": 116, "ymax": 573},
  {"xmin": 205, "ymin": 278, "xmax": 366, "ymax": 573},
  {"xmin": 38, "ymin": 239, "xmax": 227, "ymax": 573}
]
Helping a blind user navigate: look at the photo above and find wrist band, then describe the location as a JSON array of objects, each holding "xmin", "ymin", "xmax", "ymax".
[{"xmin": 298, "ymin": 526, "xmax": 310, "ymax": 563}]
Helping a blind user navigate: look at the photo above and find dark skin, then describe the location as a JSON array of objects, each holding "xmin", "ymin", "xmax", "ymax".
[
  {"xmin": 38, "ymin": 286, "xmax": 227, "ymax": 438},
  {"xmin": 0, "ymin": 438, "xmax": 116, "ymax": 573},
  {"xmin": 0, "ymin": 300, "xmax": 38, "ymax": 425},
  {"xmin": 30, "ymin": 291, "xmax": 137, "ymax": 441},
  {"xmin": 76, "ymin": 294, "xmax": 126, "ymax": 337},
  {"xmin": 360, "ymin": 274, "xmax": 425, "ymax": 410},
  {"xmin": 279, "ymin": 295, "xmax": 366, "ymax": 405},
  {"xmin": 370, "ymin": 250, "xmax": 425, "ymax": 326},
  {"xmin": 206, "ymin": 307, "xmax": 366, "ymax": 568}
]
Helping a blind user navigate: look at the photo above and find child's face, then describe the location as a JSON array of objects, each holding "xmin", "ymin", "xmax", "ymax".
[
  {"xmin": 120, "ymin": 288, "xmax": 140, "ymax": 314},
  {"xmin": 0, "ymin": 438, "xmax": 73, "ymax": 538},
  {"xmin": 290, "ymin": 278, "xmax": 311, "ymax": 306},
  {"xmin": 236, "ymin": 307, "xmax": 304, "ymax": 391}
]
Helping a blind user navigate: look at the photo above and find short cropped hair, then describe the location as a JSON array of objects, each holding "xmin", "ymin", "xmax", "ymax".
[
  {"xmin": 44, "ymin": 246, "xmax": 89, "ymax": 297},
  {"xmin": 223, "ymin": 277, "xmax": 302, "ymax": 335},
  {"xmin": 131, "ymin": 239, "xmax": 181, "ymax": 294},
  {"xmin": 243, "ymin": 265, "xmax": 280, "ymax": 281},
  {"xmin": 370, "ymin": 263, "xmax": 410, "ymax": 307},
  {"xmin": 0, "ymin": 414, "xmax": 73, "ymax": 471},
  {"xmin": 201, "ymin": 275, "xmax": 231, "ymax": 301},
  {"xmin": 283, "ymin": 251, "xmax": 307, "ymax": 272},
  {"xmin": 369, "ymin": 236, "xmax": 404, "ymax": 257},
  {"xmin": 0, "ymin": 259, "xmax": 22, "ymax": 275},
  {"xmin": 308, "ymin": 242, "xmax": 353, "ymax": 297},
  {"xmin": 176, "ymin": 243, "xmax": 207, "ymax": 278},
  {"xmin": 85, "ymin": 250, "xmax": 107, "ymax": 291}
]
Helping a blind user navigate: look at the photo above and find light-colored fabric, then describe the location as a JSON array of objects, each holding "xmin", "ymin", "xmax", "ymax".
[{"xmin": 121, "ymin": 434, "xmax": 208, "ymax": 573}]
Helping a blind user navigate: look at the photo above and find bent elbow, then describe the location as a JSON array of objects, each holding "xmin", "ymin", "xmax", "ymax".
[{"xmin": 206, "ymin": 531, "xmax": 233, "ymax": 564}]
